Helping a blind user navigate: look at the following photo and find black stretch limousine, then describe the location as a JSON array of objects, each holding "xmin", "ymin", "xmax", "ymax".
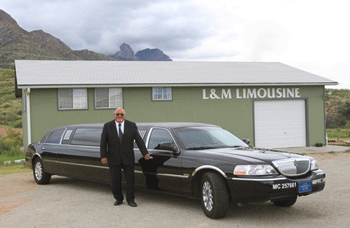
[{"xmin": 25, "ymin": 122, "xmax": 325, "ymax": 219}]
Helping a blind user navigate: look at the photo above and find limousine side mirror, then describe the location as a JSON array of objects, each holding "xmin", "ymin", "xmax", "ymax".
[
  {"xmin": 159, "ymin": 142, "xmax": 178, "ymax": 152},
  {"xmin": 242, "ymin": 138, "xmax": 250, "ymax": 145}
]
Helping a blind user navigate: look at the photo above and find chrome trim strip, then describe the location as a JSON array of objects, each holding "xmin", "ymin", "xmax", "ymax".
[
  {"xmin": 135, "ymin": 170, "xmax": 188, "ymax": 178},
  {"xmin": 51, "ymin": 161, "xmax": 188, "ymax": 178},
  {"xmin": 34, "ymin": 153, "xmax": 42, "ymax": 160},
  {"xmin": 54, "ymin": 144, "xmax": 100, "ymax": 149},
  {"xmin": 55, "ymin": 161, "xmax": 109, "ymax": 169},
  {"xmin": 231, "ymin": 177, "xmax": 287, "ymax": 181},
  {"xmin": 59, "ymin": 128, "xmax": 68, "ymax": 144},
  {"xmin": 157, "ymin": 173, "xmax": 189, "ymax": 178},
  {"xmin": 314, "ymin": 170, "xmax": 326, "ymax": 175},
  {"xmin": 192, "ymin": 165, "xmax": 227, "ymax": 178}
]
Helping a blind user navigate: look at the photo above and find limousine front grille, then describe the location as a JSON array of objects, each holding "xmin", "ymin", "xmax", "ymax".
[{"xmin": 272, "ymin": 158, "xmax": 310, "ymax": 177}]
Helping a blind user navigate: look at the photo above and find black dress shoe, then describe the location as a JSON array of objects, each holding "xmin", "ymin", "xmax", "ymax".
[
  {"xmin": 127, "ymin": 201, "xmax": 137, "ymax": 207},
  {"xmin": 114, "ymin": 200, "xmax": 123, "ymax": 206}
]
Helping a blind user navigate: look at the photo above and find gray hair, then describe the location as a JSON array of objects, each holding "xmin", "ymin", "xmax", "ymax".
[{"xmin": 114, "ymin": 107, "xmax": 126, "ymax": 114}]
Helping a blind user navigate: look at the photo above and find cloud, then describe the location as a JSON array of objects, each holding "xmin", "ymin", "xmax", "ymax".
[
  {"xmin": 243, "ymin": 21, "xmax": 289, "ymax": 61},
  {"xmin": 2, "ymin": 0, "xmax": 350, "ymax": 89},
  {"xmin": 2, "ymin": 0, "xmax": 215, "ymax": 54}
]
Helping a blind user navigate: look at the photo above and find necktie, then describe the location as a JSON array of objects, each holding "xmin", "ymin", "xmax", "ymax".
[{"xmin": 118, "ymin": 123, "xmax": 123, "ymax": 142}]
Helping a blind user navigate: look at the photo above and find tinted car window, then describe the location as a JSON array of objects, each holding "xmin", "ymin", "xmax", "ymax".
[
  {"xmin": 148, "ymin": 128, "xmax": 174, "ymax": 149},
  {"xmin": 46, "ymin": 129, "xmax": 65, "ymax": 144},
  {"xmin": 176, "ymin": 127, "xmax": 247, "ymax": 150},
  {"xmin": 133, "ymin": 130, "xmax": 147, "ymax": 149},
  {"xmin": 71, "ymin": 128, "xmax": 102, "ymax": 146}
]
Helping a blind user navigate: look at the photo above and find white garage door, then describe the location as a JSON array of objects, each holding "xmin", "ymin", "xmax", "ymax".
[{"xmin": 254, "ymin": 100, "xmax": 306, "ymax": 148}]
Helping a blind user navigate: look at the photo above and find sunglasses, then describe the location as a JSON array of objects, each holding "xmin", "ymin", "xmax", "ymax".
[{"xmin": 116, "ymin": 113, "xmax": 124, "ymax": 117}]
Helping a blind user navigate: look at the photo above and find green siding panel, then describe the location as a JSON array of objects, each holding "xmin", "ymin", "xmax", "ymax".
[{"xmin": 22, "ymin": 86, "xmax": 326, "ymax": 149}]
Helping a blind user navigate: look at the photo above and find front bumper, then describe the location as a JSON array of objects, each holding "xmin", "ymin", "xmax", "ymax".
[{"xmin": 227, "ymin": 170, "xmax": 326, "ymax": 203}]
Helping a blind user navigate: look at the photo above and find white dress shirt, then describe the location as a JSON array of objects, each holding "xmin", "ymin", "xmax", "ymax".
[{"xmin": 115, "ymin": 120, "xmax": 124, "ymax": 136}]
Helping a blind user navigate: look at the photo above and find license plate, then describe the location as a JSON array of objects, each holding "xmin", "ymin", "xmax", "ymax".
[{"xmin": 299, "ymin": 181, "xmax": 312, "ymax": 193}]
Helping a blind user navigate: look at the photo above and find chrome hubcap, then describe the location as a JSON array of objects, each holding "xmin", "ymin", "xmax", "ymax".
[
  {"xmin": 35, "ymin": 162, "xmax": 43, "ymax": 180},
  {"xmin": 202, "ymin": 181, "xmax": 213, "ymax": 211}
]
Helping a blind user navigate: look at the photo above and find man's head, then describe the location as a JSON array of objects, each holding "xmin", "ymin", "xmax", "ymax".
[{"xmin": 114, "ymin": 108, "xmax": 125, "ymax": 124}]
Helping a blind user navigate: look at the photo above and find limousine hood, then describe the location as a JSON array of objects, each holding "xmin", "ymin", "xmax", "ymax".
[{"xmin": 190, "ymin": 147, "xmax": 304, "ymax": 165}]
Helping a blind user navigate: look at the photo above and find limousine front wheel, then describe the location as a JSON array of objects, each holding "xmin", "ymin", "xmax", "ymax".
[
  {"xmin": 200, "ymin": 172, "xmax": 229, "ymax": 219},
  {"xmin": 33, "ymin": 158, "xmax": 51, "ymax": 184}
]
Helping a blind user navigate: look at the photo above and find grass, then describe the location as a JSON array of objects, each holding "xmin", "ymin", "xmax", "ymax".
[
  {"xmin": 0, "ymin": 153, "xmax": 25, "ymax": 164},
  {"xmin": 0, "ymin": 152, "xmax": 32, "ymax": 175},
  {"xmin": 0, "ymin": 153, "xmax": 31, "ymax": 175},
  {"xmin": 326, "ymin": 128, "xmax": 350, "ymax": 141},
  {"xmin": 0, "ymin": 164, "xmax": 32, "ymax": 175}
]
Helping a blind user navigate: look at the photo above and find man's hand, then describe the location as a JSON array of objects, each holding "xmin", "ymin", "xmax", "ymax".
[
  {"xmin": 101, "ymin": 158, "xmax": 108, "ymax": 164},
  {"xmin": 145, "ymin": 154, "xmax": 151, "ymax": 160}
]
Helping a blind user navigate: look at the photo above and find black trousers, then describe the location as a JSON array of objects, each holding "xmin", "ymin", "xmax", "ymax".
[{"xmin": 109, "ymin": 163, "xmax": 135, "ymax": 202}]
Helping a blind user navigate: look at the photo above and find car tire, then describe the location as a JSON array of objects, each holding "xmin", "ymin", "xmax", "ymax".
[
  {"xmin": 33, "ymin": 158, "xmax": 51, "ymax": 184},
  {"xmin": 272, "ymin": 196, "xmax": 297, "ymax": 207},
  {"xmin": 200, "ymin": 172, "xmax": 229, "ymax": 219}
]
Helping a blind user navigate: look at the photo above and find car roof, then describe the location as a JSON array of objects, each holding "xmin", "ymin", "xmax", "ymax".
[{"xmin": 58, "ymin": 122, "xmax": 218, "ymax": 130}]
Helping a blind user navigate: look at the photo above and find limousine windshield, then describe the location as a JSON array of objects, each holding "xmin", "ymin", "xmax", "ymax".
[{"xmin": 175, "ymin": 127, "xmax": 248, "ymax": 150}]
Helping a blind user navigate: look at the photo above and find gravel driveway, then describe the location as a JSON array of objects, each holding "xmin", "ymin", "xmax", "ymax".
[{"xmin": 1, "ymin": 152, "xmax": 349, "ymax": 227}]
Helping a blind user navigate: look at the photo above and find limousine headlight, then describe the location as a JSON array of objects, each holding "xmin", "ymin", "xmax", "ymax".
[
  {"xmin": 234, "ymin": 165, "xmax": 278, "ymax": 175},
  {"xmin": 309, "ymin": 157, "xmax": 319, "ymax": 171}
]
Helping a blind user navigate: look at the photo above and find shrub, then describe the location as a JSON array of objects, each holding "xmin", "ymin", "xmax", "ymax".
[
  {"xmin": 13, "ymin": 120, "xmax": 22, "ymax": 128},
  {"xmin": 0, "ymin": 128, "xmax": 23, "ymax": 157}
]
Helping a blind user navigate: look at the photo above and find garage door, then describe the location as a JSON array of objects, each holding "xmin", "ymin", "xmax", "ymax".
[{"xmin": 254, "ymin": 100, "xmax": 306, "ymax": 148}]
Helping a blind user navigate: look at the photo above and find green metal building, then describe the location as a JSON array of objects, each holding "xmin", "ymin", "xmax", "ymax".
[{"xmin": 15, "ymin": 60, "xmax": 337, "ymax": 149}]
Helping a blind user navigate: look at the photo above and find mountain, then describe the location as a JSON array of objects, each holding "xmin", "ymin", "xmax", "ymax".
[
  {"xmin": 0, "ymin": 9, "xmax": 114, "ymax": 68},
  {"xmin": 0, "ymin": 9, "xmax": 172, "ymax": 68},
  {"xmin": 108, "ymin": 43, "xmax": 138, "ymax": 60},
  {"xmin": 135, "ymin": 48, "xmax": 172, "ymax": 61},
  {"xmin": 109, "ymin": 43, "xmax": 172, "ymax": 61}
]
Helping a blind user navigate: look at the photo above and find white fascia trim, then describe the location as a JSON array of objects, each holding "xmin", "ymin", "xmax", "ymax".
[
  {"xmin": 17, "ymin": 82, "xmax": 339, "ymax": 89},
  {"xmin": 26, "ymin": 88, "xmax": 31, "ymax": 145}
]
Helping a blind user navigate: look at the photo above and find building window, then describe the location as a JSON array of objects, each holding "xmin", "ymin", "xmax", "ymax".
[
  {"xmin": 95, "ymin": 88, "xmax": 123, "ymax": 109},
  {"xmin": 152, "ymin": 87, "xmax": 172, "ymax": 101},
  {"xmin": 58, "ymin": 89, "xmax": 87, "ymax": 110}
]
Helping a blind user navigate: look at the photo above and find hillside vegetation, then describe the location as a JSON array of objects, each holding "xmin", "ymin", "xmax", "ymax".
[
  {"xmin": 0, "ymin": 9, "xmax": 114, "ymax": 69},
  {"xmin": 325, "ymin": 89, "xmax": 350, "ymax": 129},
  {"xmin": 0, "ymin": 69, "xmax": 21, "ymax": 128}
]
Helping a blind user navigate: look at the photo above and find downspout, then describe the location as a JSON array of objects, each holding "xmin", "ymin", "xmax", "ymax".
[{"xmin": 26, "ymin": 88, "xmax": 31, "ymax": 145}]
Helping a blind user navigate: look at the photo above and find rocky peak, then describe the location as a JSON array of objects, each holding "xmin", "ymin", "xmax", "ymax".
[
  {"xmin": 135, "ymin": 48, "xmax": 172, "ymax": 61},
  {"xmin": 108, "ymin": 43, "xmax": 137, "ymax": 60},
  {"xmin": 0, "ymin": 9, "xmax": 17, "ymax": 26},
  {"xmin": 0, "ymin": 9, "xmax": 27, "ymax": 34},
  {"xmin": 29, "ymin": 30, "xmax": 71, "ymax": 50},
  {"xmin": 108, "ymin": 43, "xmax": 172, "ymax": 61}
]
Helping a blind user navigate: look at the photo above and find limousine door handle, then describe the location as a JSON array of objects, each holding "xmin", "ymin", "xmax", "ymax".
[{"xmin": 41, "ymin": 148, "xmax": 46, "ymax": 150}]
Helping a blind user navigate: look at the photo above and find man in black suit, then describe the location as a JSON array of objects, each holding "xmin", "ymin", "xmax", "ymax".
[{"xmin": 100, "ymin": 108, "xmax": 150, "ymax": 207}]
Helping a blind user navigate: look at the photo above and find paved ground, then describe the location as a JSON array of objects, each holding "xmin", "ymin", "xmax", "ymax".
[
  {"xmin": 0, "ymin": 147, "xmax": 349, "ymax": 227},
  {"xmin": 278, "ymin": 145, "xmax": 350, "ymax": 154}
]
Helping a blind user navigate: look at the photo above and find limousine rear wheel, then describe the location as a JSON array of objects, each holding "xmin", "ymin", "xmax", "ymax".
[
  {"xmin": 33, "ymin": 158, "xmax": 51, "ymax": 184},
  {"xmin": 200, "ymin": 172, "xmax": 229, "ymax": 219}
]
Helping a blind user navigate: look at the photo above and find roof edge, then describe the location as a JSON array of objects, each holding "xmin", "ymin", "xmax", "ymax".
[{"xmin": 18, "ymin": 82, "xmax": 339, "ymax": 89}]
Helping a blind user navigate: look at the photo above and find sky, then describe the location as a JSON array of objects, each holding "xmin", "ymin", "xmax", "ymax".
[{"xmin": 2, "ymin": 0, "xmax": 349, "ymax": 89}]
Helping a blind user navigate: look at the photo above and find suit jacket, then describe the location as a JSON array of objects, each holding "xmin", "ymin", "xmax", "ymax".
[{"xmin": 100, "ymin": 120, "xmax": 148, "ymax": 166}]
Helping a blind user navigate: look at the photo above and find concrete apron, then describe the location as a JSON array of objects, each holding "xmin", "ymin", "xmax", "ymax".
[{"xmin": 276, "ymin": 145, "xmax": 350, "ymax": 154}]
